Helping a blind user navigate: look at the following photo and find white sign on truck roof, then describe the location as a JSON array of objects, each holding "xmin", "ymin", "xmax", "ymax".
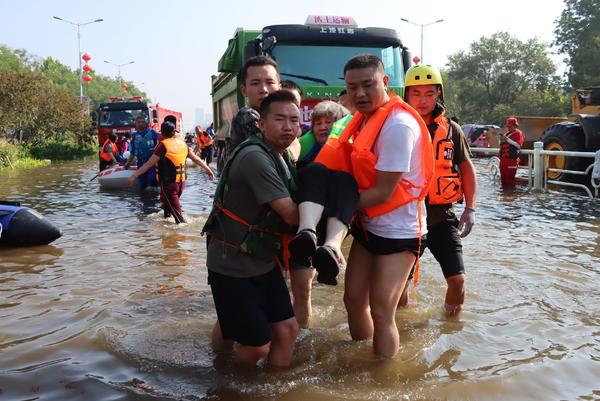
[{"xmin": 304, "ymin": 15, "xmax": 358, "ymax": 27}]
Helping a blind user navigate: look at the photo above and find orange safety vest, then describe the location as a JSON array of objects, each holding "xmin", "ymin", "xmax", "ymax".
[
  {"xmin": 100, "ymin": 139, "xmax": 118, "ymax": 162},
  {"xmin": 315, "ymin": 95, "xmax": 435, "ymax": 218},
  {"xmin": 198, "ymin": 133, "xmax": 213, "ymax": 148},
  {"xmin": 427, "ymin": 115, "xmax": 464, "ymax": 205},
  {"xmin": 156, "ymin": 137, "xmax": 188, "ymax": 183}
]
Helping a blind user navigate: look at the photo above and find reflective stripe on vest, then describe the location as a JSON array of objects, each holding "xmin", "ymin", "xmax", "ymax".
[
  {"xmin": 314, "ymin": 95, "xmax": 434, "ymax": 218},
  {"xmin": 156, "ymin": 137, "xmax": 188, "ymax": 183},
  {"xmin": 427, "ymin": 116, "xmax": 464, "ymax": 205},
  {"xmin": 100, "ymin": 139, "xmax": 118, "ymax": 162},
  {"xmin": 499, "ymin": 129, "xmax": 522, "ymax": 159}
]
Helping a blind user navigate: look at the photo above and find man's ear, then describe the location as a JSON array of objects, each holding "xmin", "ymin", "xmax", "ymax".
[
  {"xmin": 383, "ymin": 75, "xmax": 390, "ymax": 88},
  {"xmin": 259, "ymin": 117, "xmax": 266, "ymax": 133},
  {"xmin": 240, "ymin": 83, "xmax": 247, "ymax": 98}
]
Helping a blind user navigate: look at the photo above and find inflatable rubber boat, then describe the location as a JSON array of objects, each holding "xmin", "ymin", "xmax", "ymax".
[
  {"xmin": 0, "ymin": 201, "xmax": 62, "ymax": 246},
  {"xmin": 98, "ymin": 165, "xmax": 140, "ymax": 190}
]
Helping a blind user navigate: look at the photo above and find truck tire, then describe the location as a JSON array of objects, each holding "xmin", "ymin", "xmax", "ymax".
[{"xmin": 540, "ymin": 122, "xmax": 586, "ymax": 182}]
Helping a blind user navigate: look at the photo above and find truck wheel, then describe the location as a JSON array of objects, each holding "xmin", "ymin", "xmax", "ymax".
[{"xmin": 540, "ymin": 122, "xmax": 586, "ymax": 182}]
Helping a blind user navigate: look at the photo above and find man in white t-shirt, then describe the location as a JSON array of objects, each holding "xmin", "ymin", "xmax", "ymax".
[{"xmin": 342, "ymin": 54, "xmax": 432, "ymax": 359}]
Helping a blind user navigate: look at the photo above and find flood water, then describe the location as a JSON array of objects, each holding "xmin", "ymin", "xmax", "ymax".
[{"xmin": 0, "ymin": 157, "xmax": 599, "ymax": 401}]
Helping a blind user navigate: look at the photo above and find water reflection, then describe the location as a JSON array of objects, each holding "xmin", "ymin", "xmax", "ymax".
[{"xmin": 0, "ymin": 159, "xmax": 599, "ymax": 401}]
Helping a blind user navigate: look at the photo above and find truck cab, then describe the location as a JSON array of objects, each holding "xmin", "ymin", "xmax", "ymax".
[{"xmin": 211, "ymin": 16, "xmax": 412, "ymax": 173}]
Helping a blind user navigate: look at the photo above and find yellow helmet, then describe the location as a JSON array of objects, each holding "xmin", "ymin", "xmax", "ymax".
[{"xmin": 404, "ymin": 64, "xmax": 444, "ymax": 100}]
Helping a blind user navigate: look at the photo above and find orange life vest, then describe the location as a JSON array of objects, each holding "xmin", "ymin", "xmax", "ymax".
[
  {"xmin": 314, "ymin": 95, "xmax": 435, "ymax": 218},
  {"xmin": 100, "ymin": 139, "xmax": 118, "ymax": 162},
  {"xmin": 427, "ymin": 115, "xmax": 464, "ymax": 205},
  {"xmin": 197, "ymin": 133, "xmax": 213, "ymax": 148},
  {"xmin": 156, "ymin": 137, "xmax": 188, "ymax": 183}
]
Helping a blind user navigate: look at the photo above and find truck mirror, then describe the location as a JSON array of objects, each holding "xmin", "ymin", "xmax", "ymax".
[
  {"xmin": 261, "ymin": 36, "xmax": 277, "ymax": 53},
  {"xmin": 152, "ymin": 110, "xmax": 158, "ymax": 119},
  {"xmin": 401, "ymin": 49, "xmax": 412, "ymax": 76}
]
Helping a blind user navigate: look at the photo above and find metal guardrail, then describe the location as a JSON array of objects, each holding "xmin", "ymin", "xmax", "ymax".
[{"xmin": 471, "ymin": 142, "xmax": 599, "ymax": 198}]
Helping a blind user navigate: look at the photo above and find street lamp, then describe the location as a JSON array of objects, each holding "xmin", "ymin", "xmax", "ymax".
[
  {"xmin": 52, "ymin": 16, "xmax": 103, "ymax": 101},
  {"xmin": 103, "ymin": 60, "xmax": 135, "ymax": 83},
  {"xmin": 400, "ymin": 18, "xmax": 445, "ymax": 63}
]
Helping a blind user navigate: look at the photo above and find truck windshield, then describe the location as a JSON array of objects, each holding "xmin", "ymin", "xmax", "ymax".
[
  {"xmin": 271, "ymin": 44, "xmax": 404, "ymax": 87},
  {"xmin": 99, "ymin": 109, "xmax": 148, "ymax": 127}
]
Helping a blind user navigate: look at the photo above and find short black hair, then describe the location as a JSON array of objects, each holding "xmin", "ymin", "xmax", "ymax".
[
  {"xmin": 123, "ymin": 132, "xmax": 132, "ymax": 139},
  {"xmin": 343, "ymin": 54, "xmax": 385, "ymax": 76},
  {"xmin": 241, "ymin": 56, "xmax": 279, "ymax": 83},
  {"xmin": 259, "ymin": 90, "xmax": 299, "ymax": 119},
  {"xmin": 109, "ymin": 133, "xmax": 118, "ymax": 142},
  {"xmin": 338, "ymin": 89, "xmax": 347, "ymax": 97},
  {"xmin": 164, "ymin": 115, "xmax": 177, "ymax": 125},
  {"xmin": 161, "ymin": 121, "xmax": 176, "ymax": 137},
  {"xmin": 281, "ymin": 80, "xmax": 303, "ymax": 97}
]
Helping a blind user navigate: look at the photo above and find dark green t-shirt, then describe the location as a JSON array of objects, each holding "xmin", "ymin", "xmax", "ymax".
[
  {"xmin": 207, "ymin": 145, "xmax": 291, "ymax": 277},
  {"xmin": 426, "ymin": 120, "xmax": 472, "ymax": 226}
]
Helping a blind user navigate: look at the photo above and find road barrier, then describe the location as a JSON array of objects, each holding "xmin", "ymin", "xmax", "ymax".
[{"xmin": 471, "ymin": 142, "xmax": 599, "ymax": 198}]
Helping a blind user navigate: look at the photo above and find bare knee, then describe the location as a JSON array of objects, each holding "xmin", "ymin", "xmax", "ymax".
[
  {"xmin": 370, "ymin": 305, "xmax": 395, "ymax": 328},
  {"xmin": 273, "ymin": 319, "xmax": 299, "ymax": 344},
  {"xmin": 344, "ymin": 292, "xmax": 365, "ymax": 314}
]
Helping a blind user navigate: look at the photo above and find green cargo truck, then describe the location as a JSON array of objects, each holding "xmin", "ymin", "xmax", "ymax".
[{"xmin": 211, "ymin": 16, "xmax": 413, "ymax": 173}]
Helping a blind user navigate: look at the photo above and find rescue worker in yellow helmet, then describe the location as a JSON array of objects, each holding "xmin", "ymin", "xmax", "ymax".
[
  {"xmin": 128, "ymin": 121, "xmax": 214, "ymax": 223},
  {"xmin": 401, "ymin": 64, "xmax": 479, "ymax": 315}
]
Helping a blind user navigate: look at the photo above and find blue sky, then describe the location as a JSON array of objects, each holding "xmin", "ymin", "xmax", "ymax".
[{"xmin": 1, "ymin": 0, "xmax": 565, "ymax": 130}]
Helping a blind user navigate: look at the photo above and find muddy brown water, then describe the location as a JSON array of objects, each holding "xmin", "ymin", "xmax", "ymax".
[{"xmin": 0, "ymin": 158, "xmax": 598, "ymax": 401}]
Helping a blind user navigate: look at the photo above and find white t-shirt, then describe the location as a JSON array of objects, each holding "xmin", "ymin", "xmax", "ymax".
[{"xmin": 363, "ymin": 108, "xmax": 428, "ymax": 239}]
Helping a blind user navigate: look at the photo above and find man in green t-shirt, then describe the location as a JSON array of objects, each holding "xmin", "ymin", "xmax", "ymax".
[{"xmin": 204, "ymin": 90, "xmax": 301, "ymax": 369}]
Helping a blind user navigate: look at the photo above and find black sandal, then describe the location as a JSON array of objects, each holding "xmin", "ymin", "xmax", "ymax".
[
  {"xmin": 289, "ymin": 228, "xmax": 318, "ymax": 266},
  {"xmin": 312, "ymin": 245, "xmax": 342, "ymax": 286}
]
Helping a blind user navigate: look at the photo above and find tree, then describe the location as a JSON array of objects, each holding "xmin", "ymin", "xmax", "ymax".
[
  {"xmin": 0, "ymin": 71, "xmax": 90, "ymax": 144},
  {"xmin": 445, "ymin": 32, "xmax": 569, "ymax": 124},
  {"xmin": 553, "ymin": 0, "xmax": 600, "ymax": 88}
]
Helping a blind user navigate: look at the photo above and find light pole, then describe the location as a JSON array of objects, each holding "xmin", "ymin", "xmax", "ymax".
[
  {"xmin": 103, "ymin": 60, "xmax": 135, "ymax": 83},
  {"xmin": 400, "ymin": 18, "xmax": 445, "ymax": 63},
  {"xmin": 52, "ymin": 16, "xmax": 103, "ymax": 101}
]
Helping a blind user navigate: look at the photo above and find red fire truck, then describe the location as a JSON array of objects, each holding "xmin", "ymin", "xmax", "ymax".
[{"xmin": 94, "ymin": 96, "xmax": 182, "ymax": 149}]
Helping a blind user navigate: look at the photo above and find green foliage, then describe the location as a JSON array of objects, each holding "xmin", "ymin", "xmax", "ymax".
[
  {"xmin": 0, "ymin": 44, "xmax": 145, "ymax": 163},
  {"xmin": 553, "ymin": 0, "xmax": 600, "ymax": 88},
  {"xmin": 26, "ymin": 134, "xmax": 97, "ymax": 160},
  {"xmin": 0, "ymin": 70, "xmax": 92, "ymax": 145},
  {"xmin": 0, "ymin": 43, "xmax": 148, "ymax": 119},
  {"xmin": 0, "ymin": 139, "xmax": 49, "ymax": 169},
  {"xmin": 444, "ymin": 32, "xmax": 570, "ymax": 125}
]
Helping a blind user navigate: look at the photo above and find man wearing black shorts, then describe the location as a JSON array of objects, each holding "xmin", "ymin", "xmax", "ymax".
[
  {"xmin": 203, "ymin": 90, "xmax": 301, "ymax": 368},
  {"xmin": 402, "ymin": 64, "xmax": 478, "ymax": 315}
]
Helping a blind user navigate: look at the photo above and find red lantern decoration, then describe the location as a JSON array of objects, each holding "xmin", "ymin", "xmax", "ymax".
[
  {"xmin": 120, "ymin": 83, "xmax": 128, "ymax": 89},
  {"xmin": 82, "ymin": 53, "xmax": 91, "ymax": 62},
  {"xmin": 82, "ymin": 64, "xmax": 92, "ymax": 72},
  {"xmin": 412, "ymin": 56, "xmax": 421, "ymax": 65},
  {"xmin": 83, "ymin": 74, "xmax": 93, "ymax": 83}
]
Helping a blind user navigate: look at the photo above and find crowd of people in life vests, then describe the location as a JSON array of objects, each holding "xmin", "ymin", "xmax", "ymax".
[{"xmin": 199, "ymin": 53, "xmax": 486, "ymax": 369}]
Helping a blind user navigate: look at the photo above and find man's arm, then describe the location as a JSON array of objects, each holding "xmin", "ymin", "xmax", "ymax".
[
  {"xmin": 269, "ymin": 197, "xmax": 299, "ymax": 225},
  {"xmin": 105, "ymin": 144, "xmax": 118, "ymax": 165},
  {"xmin": 459, "ymin": 158, "xmax": 478, "ymax": 210},
  {"xmin": 357, "ymin": 170, "xmax": 402, "ymax": 211},
  {"xmin": 187, "ymin": 151, "xmax": 215, "ymax": 180},
  {"xmin": 127, "ymin": 154, "xmax": 160, "ymax": 187},
  {"xmin": 239, "ymin": 149, "xmax": 297, "ymax": 225}
]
